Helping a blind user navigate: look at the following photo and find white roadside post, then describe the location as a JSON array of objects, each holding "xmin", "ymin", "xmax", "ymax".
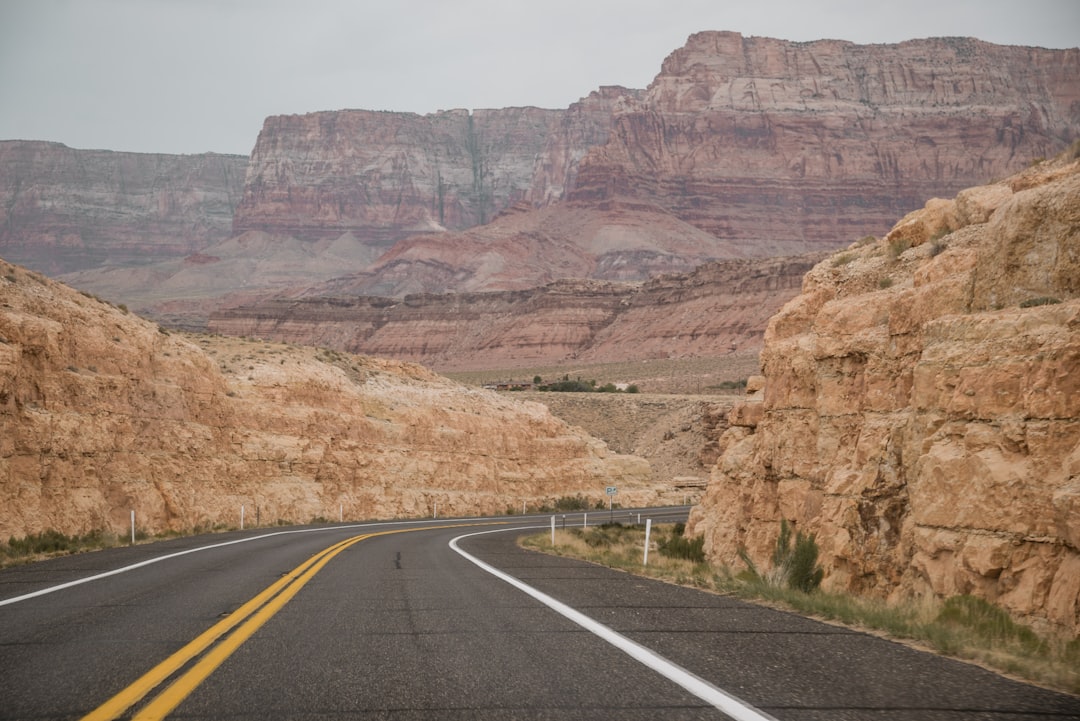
[
  {"xmin": 130, "ymin": 510, "xmax": 135, "ymax": 544},
  {"xmin": 583, "ymin": 512, "xmax": 587, "ymax": 529},
  {"xmin": 643, "ymin": 518, "xmax": 652, "ymax": 565},
  {"xmin": 339, "ymin": 503, "xmax": 343, "ymax": 523},
  {"xmin": 240, "ymin": 504, "xmax": 245, "ymax": 530},
  {"xmin": 550, "ymin": 515, "xmax": 556, "ymax": 546}
]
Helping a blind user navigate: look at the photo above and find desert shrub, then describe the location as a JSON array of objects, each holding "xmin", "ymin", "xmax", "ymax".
[
  {"xmin": 888, "ymin": 236, "xmax": 912, "ymax": 259},
  {"xmin": 878, "ymin": 276, "xmax": 894, "ymax": 289},
  {"xmin": 658, "ymin": 523, "xmax": 706, "ymax": 562},
  {"xmin": 831, "ymin": 252, "xmax": 855, "ymax": 267},
  {"xmin": 2, "ymin": 528, "xmax": 115, "ymax": 559},
  {"xmin": 540, "ymin": 379, "xmax": 594, "ymax": 392},
  {"xmin": 1019, "ymin": 296, "xmax": 1061, "ymax": 308},
  {"xmin": 936, "ymin": 595, "xmax": 1045, "ymax": 653},
  {"xmin": 739, "ymin": 519, "xmax": 823, "ymax": 593},
  {"xmin": 552, "ymin": 494, "xmax": 591, "ymax": 512}
]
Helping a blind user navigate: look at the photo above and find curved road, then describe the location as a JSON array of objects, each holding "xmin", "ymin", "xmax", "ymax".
[{"xmin": 0, "ymin": 510, "xmax": 1077, "ymax": 720}]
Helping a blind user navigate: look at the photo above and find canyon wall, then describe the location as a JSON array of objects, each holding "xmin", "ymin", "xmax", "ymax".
[
  {"xmin": 572, "ymin": 33, "xmax": 1080, "ymax": 256},
  {"xmin": 687, "ymin": 150, "xmax": 1080, "ymax": 633},
  {"xmin": 0, "ymin": 259, "xmax": 658, "ymax": 540},
  {"xmin": 207, "ymin": 254, "xmax": 822, "ymax": 371},
  {"xmin": 289, "ymin": 33, "xmax": 1080, "ymax": 299},
  {"xmin": 231, "ymin": 89, "xmax": 635, "ymax": 245},
  {"xmin": 0, "ymin": 141, "xmax": 247, "ymax": 275},
  {"xmin": 7, "ymin": 35, "xmax": 1077, "ymax": 325}
]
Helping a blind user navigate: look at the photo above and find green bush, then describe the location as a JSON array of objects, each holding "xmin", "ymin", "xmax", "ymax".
[
  {"xmin": 936, "ymin": 595, "xmax": 1045, "ymax": 653},
  {"xmin": 540, "ymin": 494, "xmax": 594, "ymax": 512},
  {"xmin": 658, "ymin": 523, "xmax": 706, "ymax": 562},
  {"xmin": 739, "ymin": 519, "xmax": 824, "ymax": 593},
  {"xmin": 2, "ymin": 528, "xmax": 115, "ymax": 559}
]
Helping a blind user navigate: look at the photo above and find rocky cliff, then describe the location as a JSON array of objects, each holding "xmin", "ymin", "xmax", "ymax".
[
  {"xmin": 206, "ymin": 253, "xmax": 822, "ymax": 371},
  {"xmin": 20, "ymin": 34, "xmax": 1077, "ymax": 324},
  {"xmin": 687, "ymin": 147, "xmax": 1080, "ymax": 634},
  {"xmin": 572, "ymin": 33, "xmax": 1080, "ymax": 255},
  {"xmin": 0, "ymin": 259, "xmax": 658, "ymax": 540},
  {"xmin": 231, "ymin": 90, "xmax": 635, "ymax": 244},
  {"xmin": 0, "ymin": 141, "xmax": 247, "ymax": 275},
  {"xmin": 336, "ymin": 33, "xmax": 1080, "ymax": 296}
]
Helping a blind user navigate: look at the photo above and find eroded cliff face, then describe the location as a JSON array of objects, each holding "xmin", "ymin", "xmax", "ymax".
[
  {"xmin": 19, "ymin": 35, "xmax": 1078, "ymax": 325},
  {"xmin": 305, "ymin": 33, "xmax": 1080, "ymax": 299},
  {"xmin": 0, "ymin": 141, "xmax": 247, "ymax": 275},
  {"xmin": 206, "ymin": 254, "xmax": 821, "ymax": 371},
  {"xmin": 0, "ymin": 259, "xmax": 657, "ymax": 539},
  {"xmin": 687, "ymin": 151, "xmax": 1080, "ymax": 633},
  {"xmin": 573, "ymin": 33, "xmax": 1080, "ymax": 256},
  {"xmin": 230, "ymin": 98, "xmax": 630, "ymax": 243}
]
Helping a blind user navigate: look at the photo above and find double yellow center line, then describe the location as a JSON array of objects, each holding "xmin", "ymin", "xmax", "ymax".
[{"xmin": 82, "ymin": 524, "xmax": 487, "ymax": 721}]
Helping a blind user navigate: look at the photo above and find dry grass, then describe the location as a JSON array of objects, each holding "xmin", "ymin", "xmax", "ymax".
[{"xmin": 523, "ymin": 525, "xmax": 1080, "ymax": 696}]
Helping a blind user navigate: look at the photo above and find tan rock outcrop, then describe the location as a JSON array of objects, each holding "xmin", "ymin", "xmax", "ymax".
[
  {"xmin": 688, "ymin": 152, "xmax": 1080, "ymax": 634},
  {"xmin": 0, "ymin": 260, "xmax": 656, "ymax": 539}
]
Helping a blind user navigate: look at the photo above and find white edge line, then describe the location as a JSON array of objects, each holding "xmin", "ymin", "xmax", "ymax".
[
  {"xmin": 0, "ymin": 518, "xmax": 443, "ymax": 608},
  {"xmin": 449, "ymin": 525, "xmax": 780, "ymax": 721}
]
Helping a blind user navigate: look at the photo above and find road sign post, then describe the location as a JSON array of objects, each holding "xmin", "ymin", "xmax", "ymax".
[{"xmin": 605, "ymin": 486, "xmax": 617, "ymax": 523}]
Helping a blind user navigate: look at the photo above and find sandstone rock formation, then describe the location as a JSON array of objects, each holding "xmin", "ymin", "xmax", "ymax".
[
  {"xmin": 0, "ymin": 259, "xmax": 658, "ymax": 540},
  {"xmin": 687, "ymin": 148, "xmax": 1080, "ymax": 634},
  {"xmin": 12, "ymin": 34, "xmax": 1075, "ymax": 325},
  {"xmin": 339, "ymin": 33, "xmax": 1080, "ymax": 297},
  {"xmin": 232, "ymin": 89, "xmax": 637, "ymax": 244},
  {"xmin": 572, "ymin": 33, "xmax": 1080, "ymax": 256},
  {"xmin": 206, "ymin": 254, "xmax": 822, "ymax": 371},
  {"xmin": 0, "ymin": 141, "xmax": 246, "ymax": 275}
]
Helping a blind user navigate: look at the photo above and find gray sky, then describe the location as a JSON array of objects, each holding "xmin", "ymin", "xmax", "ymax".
[{"xmin": 1, "ymin": 0, "xmax": 1077, "ymax": 156}]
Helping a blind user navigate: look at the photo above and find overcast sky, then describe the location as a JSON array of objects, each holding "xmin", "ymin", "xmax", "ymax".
[{"xmin": 1, "ymin": 0, "xmax": 1077, "ymax": 156}]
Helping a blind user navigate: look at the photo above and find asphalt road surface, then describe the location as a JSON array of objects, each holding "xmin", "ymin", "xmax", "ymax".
[{"xmin": 1, "ymin": 509, "xmax": 1077, "ymax": 720}]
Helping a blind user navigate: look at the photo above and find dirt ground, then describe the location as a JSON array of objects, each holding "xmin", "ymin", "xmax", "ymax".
[{"xmin": 446, "ymin": 355, "xmax": 757, "ymax": 488}]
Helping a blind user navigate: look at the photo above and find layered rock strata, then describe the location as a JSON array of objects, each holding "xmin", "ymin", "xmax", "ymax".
[
  {"xmin": 340, "ymin": 33, "xmax": 1080, "ymax": 296},
  {"xmin": 0, "ymin": 141, "xmax": 247, "ymax": 275},
  {"xmin": 207, "ymin": 254, "xmax": 822, "ymax": 371},
  {"xmin": 232, "ymin": 89, "xmax": 635, "ymax": 245},
  {"xmin": 572, "ymin": 33, "xmax": 1080, "ymax": 255},
  {"xmin": 687, "ymin": 150, "xmax": 1080, "ymax": 634},
  {"xmin": 0, "ymin": 259, "xmax": 656, "ymax": 539}
]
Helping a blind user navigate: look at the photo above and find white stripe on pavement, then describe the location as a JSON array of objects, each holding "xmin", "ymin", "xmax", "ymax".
[{"xmin": 449, "ymin": 526, "xmax": 779, "ymax": 721}]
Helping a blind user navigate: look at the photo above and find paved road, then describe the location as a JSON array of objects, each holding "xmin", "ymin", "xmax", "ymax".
[{"xmin": 0, "ymin": 510, "xmax": 1077, "ymax": 720}]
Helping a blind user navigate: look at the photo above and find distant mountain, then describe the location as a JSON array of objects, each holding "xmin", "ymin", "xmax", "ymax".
[
  {"xmin": 1, "ymin": 33, "xmax": 1077, "ymax": 329},
  {"xmin": 0, "ymin": 141, "xmax": 246, "ymax": 275}
]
